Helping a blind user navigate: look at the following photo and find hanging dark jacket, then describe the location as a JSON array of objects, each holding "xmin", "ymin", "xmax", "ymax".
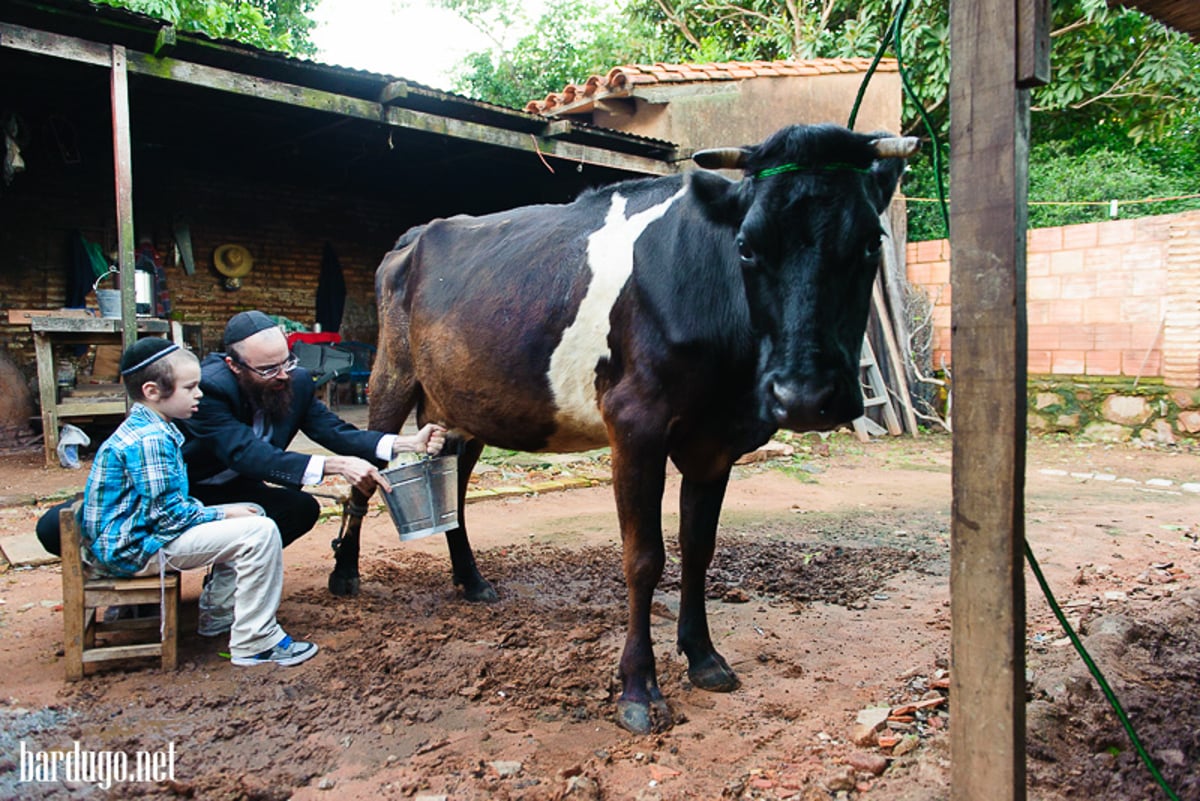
[{"xmin": 315, "ymin": 241, "xmax": 346, "ymax": 333}]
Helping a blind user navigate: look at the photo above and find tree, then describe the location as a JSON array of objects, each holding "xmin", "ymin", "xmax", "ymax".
[
  {"xmin": 443, "ymin": 0, "xmax": 1199, "ymax": 238},
  {"xmin": 622, "ymin": 0, "xmax": 1198, "ymax": 141},
  {"xmin": 451, "ymin": 0, "xmax": 669, "ymax": 110},
  {"xmin": 94, "ymin": 0, "xmax": 319, "ymax": 56},
  {"xmin": 444, "ymin": 0, "xmax": 670, "ymax": 108},
  {"xmin": 620, "ymin": 0, "xmax": 1200, "ymax": 239}
]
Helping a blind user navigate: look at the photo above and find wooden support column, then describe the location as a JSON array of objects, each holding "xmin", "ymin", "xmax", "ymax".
[
  {"xmin": 111, "ymin": 44, "xmax": 136, "ymax": 350},
  {"xmin": 949, "ymin": 0, "xmax": 1046, "ymax": 797}
]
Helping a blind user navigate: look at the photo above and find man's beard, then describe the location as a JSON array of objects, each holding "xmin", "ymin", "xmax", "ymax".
[{"xmin": 236, "ymin": 371, "xmax": 294, "ymax": 423}]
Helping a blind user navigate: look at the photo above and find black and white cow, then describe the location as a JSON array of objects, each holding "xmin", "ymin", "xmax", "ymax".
[{"xmin": 330, "ymin": 123, "xmax": 918, "ymax": 734}]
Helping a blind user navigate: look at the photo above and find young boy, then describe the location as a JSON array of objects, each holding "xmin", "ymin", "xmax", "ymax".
[{"xmin": 80, "ymin": 337, "xmax": 317, "ymax": 667}]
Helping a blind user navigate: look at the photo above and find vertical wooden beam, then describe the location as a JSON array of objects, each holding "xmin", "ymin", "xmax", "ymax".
[
  {"xmin": 34, "ymin": 330, "xmax": 59, "ymax": 467},
  {"xmin": 110, "ymin": 45, "xmax": 136, "ymax": 350},
  {"xmin": 1016, "ymin": 0, "xmax": 1052, "ymax": 88},
  {"xmin": 948, "ymin": 0, "xmax": 1043, "ymax": 796}
]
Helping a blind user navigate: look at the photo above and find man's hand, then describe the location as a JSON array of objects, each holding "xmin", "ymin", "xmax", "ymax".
[
  {"xmin": 394, "ymin": 423, "xmax": 448, "ymax": 457},
  {"xmin": 325, "ymin": 455, "xmax": 392, "ymax": 496}
]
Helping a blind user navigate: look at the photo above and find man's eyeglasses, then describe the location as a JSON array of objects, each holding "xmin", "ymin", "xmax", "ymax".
[{"xmin": 235, "ymin": 353, "xmax": 299, "ymax": 379}]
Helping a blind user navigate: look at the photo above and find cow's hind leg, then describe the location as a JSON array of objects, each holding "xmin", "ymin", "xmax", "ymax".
[
  {"xmin": 677, "ymin": 472, "xmax": 740, "ymax": 692},
  {"xmin": 445, "ymin": 438, "xmax": 498, "ymax": 602}
]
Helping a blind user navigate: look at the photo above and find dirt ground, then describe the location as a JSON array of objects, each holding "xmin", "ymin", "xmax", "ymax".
[{"xmin": 0, "ymin": 430, "xmax": 1198, "ymax": 800}]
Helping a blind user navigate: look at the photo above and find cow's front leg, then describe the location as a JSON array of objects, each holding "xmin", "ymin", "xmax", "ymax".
[
  {"xmin": 329, "ymin": 489, "xmax": 368, "ymax": 596},
  {"xmin": 611, "ymin": 435, "xmax": 671, "ymax": 734},
  {"xmin": 677, "ymin": 472, "xmax": 740, "ymax": 692},
  {"xmin": 446, "ymin": 439, "xmax": 498, "ymax": 603}
]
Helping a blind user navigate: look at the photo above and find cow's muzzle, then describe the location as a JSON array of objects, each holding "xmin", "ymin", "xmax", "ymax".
[{"xmin": 766, "ymin": 375, "xmax": 863, "ymax": 432}]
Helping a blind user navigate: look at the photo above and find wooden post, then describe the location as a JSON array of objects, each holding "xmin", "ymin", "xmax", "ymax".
[
  {"xmin": 61, "ymin": 502, "xmax": 87, "ymax": 681},
  {"xmin": 949, "ymin": 0, "xmax": 1046, "ymax": 797},
  {"xmin": 34, "ymin": 329, "xmax": 59, "ymax": 467},
  {"xmin": 111, "ymin": 44, "xmax": 136, "ymax": 351}
]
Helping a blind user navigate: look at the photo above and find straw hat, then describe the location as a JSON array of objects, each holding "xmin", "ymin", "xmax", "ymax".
[{"xmin": 213, "ymin": 244, "xmax": 254, "ymax": 278}]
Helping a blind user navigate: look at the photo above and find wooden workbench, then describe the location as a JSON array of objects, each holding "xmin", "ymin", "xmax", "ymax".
[{"xmin": 31, "ymin": 315, "xmax": 170, "ymax": 467}]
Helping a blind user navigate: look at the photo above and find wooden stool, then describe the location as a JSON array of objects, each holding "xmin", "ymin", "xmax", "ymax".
[{"xmin": 60, "ymin": 502, "xmax": 180, "ymax": 680}]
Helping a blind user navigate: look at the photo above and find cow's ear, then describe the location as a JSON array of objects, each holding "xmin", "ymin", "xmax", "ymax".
[
  {"xmin": 867, "ymin": 157, "xmax": 908, "ymax": 214},
  {"xmin": 689, "ymin": 170, "xmax": 743, "ymax": 226}
]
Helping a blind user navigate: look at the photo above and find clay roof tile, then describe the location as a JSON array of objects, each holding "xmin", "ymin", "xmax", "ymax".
[
  {"xmin": 624, "ymin": 72, "xmax": 659, "ymax": 85},
  {"xmin": 604, "ymin": 67, "xmax": 631, "ymax": 89},
  {"xmin": 526, "ymin": 58, "xmax": 897, "ymax": 115}
]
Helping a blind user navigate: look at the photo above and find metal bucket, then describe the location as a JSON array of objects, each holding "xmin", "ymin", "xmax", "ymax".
[
  {"xmin": 380, "ymin": 456, "xmax": 458, "ymax": 541},
  {"xmin": 93, "ymin": 270, "xmax": 121, "ymax": 319}
]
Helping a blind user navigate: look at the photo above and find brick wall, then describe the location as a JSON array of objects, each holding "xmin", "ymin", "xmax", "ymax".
[
  {"xmin": 1, "ymin": 161, "xmax": 412, "ymax": 394},
  {"xmin": 906, "ymin": 210, "xmax": 1200, "ymax": 388}
]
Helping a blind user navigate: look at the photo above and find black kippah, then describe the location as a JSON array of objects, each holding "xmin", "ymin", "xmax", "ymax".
[
  {"xmin": 119, "ymin": 338, "xmax": 180, "ymax": 376},
  {"xmin": 223, "ymin": 310, "xmax": 278, "ymax": 349}
]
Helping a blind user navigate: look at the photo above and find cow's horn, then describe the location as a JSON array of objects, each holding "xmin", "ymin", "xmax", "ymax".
[
  {"xmin": 692, "ymin": 147, "xmax": 747, "ymax": 170},
  {"xmin": 870, "ymin": 136, "xmax": 921, "ymax": 158}
]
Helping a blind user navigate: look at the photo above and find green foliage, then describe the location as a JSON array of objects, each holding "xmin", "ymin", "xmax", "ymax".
[
  {"xmin": 448, "ymin": 0, "xmax": 668, "ymax": 107},
  {"xmin": 1033, "ymin": 0, "xmax": 1200, "ymax": 144},
  {"xmin": 1026, "ymin": 142, "xmax": 1200, "ymax": 229},
  {"xmin": 620, "ymin": 0, "xmax": 951, "ymax": 134},
  {"xmin": 94, "ymin": 0, "xmax": 319, "ymax": 56},
  {"xmin": 906, "ymin": 135, "xmax": 1200, "ymax": 241},
  {"xmin": 878, "ymin": 0, "xmax": 1199, "ymax": 240}
]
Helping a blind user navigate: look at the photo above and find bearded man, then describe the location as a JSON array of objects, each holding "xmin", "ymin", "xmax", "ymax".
[{"xmin": 180, "ymin": 310, "xmax": 444, "ymax": 636}]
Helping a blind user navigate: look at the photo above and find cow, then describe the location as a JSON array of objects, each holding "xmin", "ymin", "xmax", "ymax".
[{"xmin": 329, "ymin": 123, "xmax": 918, "ymax": 734}]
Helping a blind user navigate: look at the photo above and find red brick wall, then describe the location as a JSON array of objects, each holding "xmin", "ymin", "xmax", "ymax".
[
  {"xmin": 1, "ymin": 162, "xmax": 411, "ymax": 390},
  {"xmin": 906, "ymin": 210, "xmax": 1200, "ymax": 388}
]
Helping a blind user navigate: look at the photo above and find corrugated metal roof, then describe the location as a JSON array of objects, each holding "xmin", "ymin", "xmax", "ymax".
[
  {"xmin": 0, "ymin": 0, "xmax": 678, "ymax": 159},
  {"xmin": 524, "ymin": 59, "xmax": 899, "ymax": 116},
  {"xmin": 1110, "ymin": 0, "xmax": 1200, "ymax": 41}
]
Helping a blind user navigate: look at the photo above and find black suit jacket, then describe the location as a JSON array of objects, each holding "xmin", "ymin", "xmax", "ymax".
[{"xmin": 180, "ymin": 353, "xmax": 385, "ymax": 488}]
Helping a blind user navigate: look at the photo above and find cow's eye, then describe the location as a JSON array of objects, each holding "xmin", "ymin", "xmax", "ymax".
[
  {"xmin": 865, "ymin": 244, "xmax": 882, "ymax": 262},
  {"xmin": 736, "ymin": 236, "xmax": 757, "ymax": 268}
]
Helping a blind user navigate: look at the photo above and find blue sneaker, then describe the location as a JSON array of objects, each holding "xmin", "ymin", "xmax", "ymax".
[{"xmin": 230, "ymin": 635, "xmax": 318, "ymax": 667}]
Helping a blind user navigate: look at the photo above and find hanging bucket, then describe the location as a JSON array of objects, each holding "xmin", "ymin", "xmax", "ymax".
[
  {"xmin": 380, "ymin": 455, "xmax": 458, "ymax": 541},
  {"xmin": 93, "ymin": 270, "xmax": 121, "ymax": 319}
]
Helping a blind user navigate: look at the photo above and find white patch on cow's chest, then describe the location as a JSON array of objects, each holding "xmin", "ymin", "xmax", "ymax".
[{"xmin": 547, "ymin": 186, "xmax": 687, "ymax": 445}]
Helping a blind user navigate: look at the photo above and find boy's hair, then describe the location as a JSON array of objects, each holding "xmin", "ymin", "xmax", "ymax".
[{"xmin": 120, "ymin": 340, "xmax": 198, "ymax": 401}]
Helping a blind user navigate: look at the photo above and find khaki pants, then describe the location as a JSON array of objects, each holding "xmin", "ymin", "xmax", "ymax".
[{"xmin": 133, "ymin": 512, "xmax": 285, "ymax": 659}]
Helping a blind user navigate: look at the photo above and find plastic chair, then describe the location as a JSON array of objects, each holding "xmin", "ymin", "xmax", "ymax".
[
  {"xmin": 60, "ymin": 501, "xmax": 179, "ymax": 680},
  {"xmin": 293, "ymin": 340, "xmax": 354, "ymax": 405},
  {"xmin": 331, "ymin": 341, "xmax": 375, "ymax": 406}
]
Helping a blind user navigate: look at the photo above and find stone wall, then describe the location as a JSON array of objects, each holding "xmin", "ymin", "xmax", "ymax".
[{"xmin": 1028, "ymin": 378, "xmax": 1200, "ymax": 443}]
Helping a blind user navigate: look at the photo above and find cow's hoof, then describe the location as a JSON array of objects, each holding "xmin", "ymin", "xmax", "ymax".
[
  {"xmin": 328, "ymin": 572, "xmax": 360, "ymax": 597},
  {"xmin": 615, "ymin": 698, "xmax": 673, "ymax": 734},
  {"xmin": 458, "ymin": 577, "xmax": 499, "ymax": 603},
  {"xmin": 688, "ymin": 653, "xmax": 740, "ymax": 693}
]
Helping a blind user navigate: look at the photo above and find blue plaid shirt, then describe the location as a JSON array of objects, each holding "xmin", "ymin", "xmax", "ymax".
[{"xmin": 82, "ymin": 403, "xmax": 223, "ymax": 576}]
